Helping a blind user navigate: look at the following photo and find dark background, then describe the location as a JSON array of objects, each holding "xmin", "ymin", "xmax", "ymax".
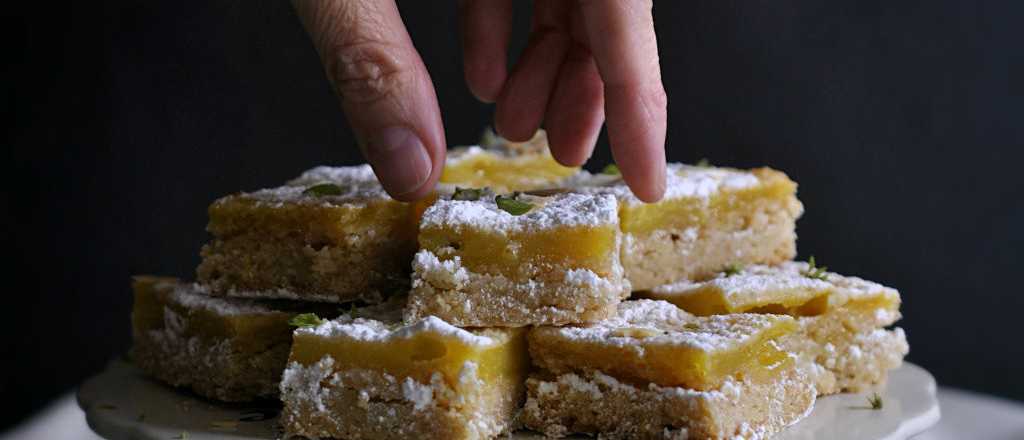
[{"xmin": 6, "ymin": 0, "xmax": 1023, "ymax": 431}]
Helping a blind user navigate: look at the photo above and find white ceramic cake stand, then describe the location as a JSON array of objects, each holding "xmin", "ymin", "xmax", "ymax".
[{"xmin": 78, "ymin": 359, "xmax": 939, "ymax": 440}]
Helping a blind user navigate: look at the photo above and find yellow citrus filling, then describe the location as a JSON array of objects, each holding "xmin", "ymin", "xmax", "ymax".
[
  {"xmin": 441, "ymin": 149, "xmax": 577, "ymax": 192},
  {"xmin": 536, "ymin": 316, "xmax": 795, "ymax": 390},
  {"xmin": 620, "ymin": 168, "xmax": 796, "ymax": 235},
  {"xmin": 289, "ymin": 327, "xmax": 529, "ymax": 387},
  {"xmin": 418, "ymin": 224, "xmax": 618, "ymax": 280},
  {"xmin": 652, "ymin": 286, "xmax": 899, "ymax": 318},
  {"xmin": 208, "ymin": 197, "xmax": 418, "ymax": 245},
  {"xmin": 131, "ymin": 276, "xmax": 293, "ymax": 353}
]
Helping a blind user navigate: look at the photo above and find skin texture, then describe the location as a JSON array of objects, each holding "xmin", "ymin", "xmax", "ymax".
[{"xmin": 293, "ymin": 0, "xmax": 667, "ymax": 202}]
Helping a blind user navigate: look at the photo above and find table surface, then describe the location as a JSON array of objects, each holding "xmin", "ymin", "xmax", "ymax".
[{"xmin": 4, "ymin": 385, "xmax": 1022, "ymax": 440}]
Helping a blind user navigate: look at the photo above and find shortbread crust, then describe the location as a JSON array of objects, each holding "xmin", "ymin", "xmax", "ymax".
[{"xmin": 406, "ymin": 192, "xmax": 629, "ymax": 327}]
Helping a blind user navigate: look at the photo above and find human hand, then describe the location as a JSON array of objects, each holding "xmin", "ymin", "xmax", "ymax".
[{"xmin": 293, "ymin": 0, "xmax": 667, "ymax": 202}]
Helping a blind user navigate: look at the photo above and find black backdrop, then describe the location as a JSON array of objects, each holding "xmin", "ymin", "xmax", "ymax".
[{"xmin": 6, "ymin": 0, "xmax": 1023, "ymax": 430}]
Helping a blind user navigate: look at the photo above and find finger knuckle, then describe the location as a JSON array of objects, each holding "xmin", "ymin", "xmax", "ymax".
[{"xmin": 325, "ymin": 41, "xmax": 416, "ymax": 105}]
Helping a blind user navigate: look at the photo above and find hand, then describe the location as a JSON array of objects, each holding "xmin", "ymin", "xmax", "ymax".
[{"xmin": 293, "ymin": 0, "xmax": 667, "ymax": 202}]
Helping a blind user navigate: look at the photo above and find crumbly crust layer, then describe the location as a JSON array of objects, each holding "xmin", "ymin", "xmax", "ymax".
[
  {"xmin": 280, "ymin": 357, "xmax": 523, "ymax": 440},
  {"xmin": 521, "ymin": 364, "xmax": 815, "ymax": 440},
  {"xmin": 405, "ymin": 250, "xmax": 629, "ymax": 327},
  {"xmin": 787, "ymin": 323, "xmax": 909, "ymax": 395},
  {"xmin": 132, "ymin": 327, "xmax": 289, "ymax": 402}
]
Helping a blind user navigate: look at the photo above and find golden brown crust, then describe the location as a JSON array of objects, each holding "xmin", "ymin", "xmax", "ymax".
[
  {"xmin": 405, "ymin": 249, "xmax": 628, "ymax": 327},
  {"xmin": 786, "ymin": 320, "xmax": 909, "ymax": 395},
  {"xmin": 521, "ymin": 364, "xmax": 815, "ymax": 440},
  {"xmin": 132, "ymin": 331, "xmax": 289, "ymax": 402}
]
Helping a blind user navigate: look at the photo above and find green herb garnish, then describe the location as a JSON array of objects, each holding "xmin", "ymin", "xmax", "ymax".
[
  {"xmin": 452, "ymin": 187, "xmax": 483, "ymax": 201},
  {"xmin": 801, "ymin": 256, "xmax": 828, "ymax": 280},
  {"xmin": 722, "ymin": 263, "xmax": 744, "ymax": 277},
  {"xmin": 303, "ymin": 183, "xmax": 343, "ymax": 197},
  {"xmin": 289, "ymin": 313, "xmax": 325, "ymax": 328},
  {"xmin": 601, "ymin": 163, "xmax": 621, "ymax": 175},
  {"xmin": 336, "ymin": 301, "xmax": 362, "ymax": 318},
  {"xmin": 867, "ymin": 393, "xmax": 883, "ymax": 410},
  {"xmin": 495, "ymin": 195, "xmax": 532, "ymax": 215},
  {"xmin": 695, "ymin": 158, "xmax": 711, "ymax": 167}
]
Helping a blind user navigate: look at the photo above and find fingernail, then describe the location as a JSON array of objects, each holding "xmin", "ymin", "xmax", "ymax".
[{"xmin": 365, "ymin": 126, "xmax": 432, "ymax": 197}]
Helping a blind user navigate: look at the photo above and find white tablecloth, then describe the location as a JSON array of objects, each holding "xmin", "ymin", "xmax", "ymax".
[{"xmin": 4, "ymin": 387, "xmax": 1022, "ymax": 440}]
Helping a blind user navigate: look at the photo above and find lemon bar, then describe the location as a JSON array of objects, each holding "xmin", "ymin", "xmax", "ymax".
[
  {"xmin": 197, "ymin": 164, "xmax": 420, "ymax": 303},
  {"xmin": 441, "ymin": 129, "xmax": 578, "ymax": 192},
  {"xmin": 646, "ymin": 262, "xmax": 909, "ymax": 394},
  {"xmin": 523, "ymin": 300, "xmax": 815, "ymax": 439},
  {"xmin": 572, "ymin": 164, "xmax": 803, "ymax": 291},
  {"xmin": 198, "ymin": 133, "xmax": 575, "ymax": 303},
  {"xmin": 130, "ymin": 276, "xmax": 337, "ymax": 402},
  {"xmin": 279, "ymin": 304, "xmax": 529, "ymax": 440},
  {"xmin": 406, "ymin": 191, "xmax": 629, "ymax": 327}
]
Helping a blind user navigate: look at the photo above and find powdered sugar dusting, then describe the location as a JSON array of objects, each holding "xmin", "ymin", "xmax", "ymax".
[
  {"xmin": 401, "ymin": 376, "xmax": 434, "ymax": 411},
  {"xmin": 203, "ymin": 284, "xmax": 383, "ymax": 305},
  {"xmin": 650, "ymin": 262, "xmax": 900, "ymax": 311},
  {"xmin": 230, "ymin": 184, "xmax": 388, "ymax": 206},
  {"xmin": 569, "ymin": 163, "xmax": 761, "ymax": 206},
  {"xmin": 564, "ymin": 268, "xmax": 614, "ymax": 290},
  {"xmin": 287, "ymin": 164, "xmax": 378, "ymax": 186},
  {"xmin": 170, "ymin": 283, "xmax": 283, "ymax": 316},
  {"xmin": 420, "ymin": 192, "xmax": 618, "ymax": 233},
  {"xmin": 298, "ymin": 312, "xmax": 498, "ymax": 347},
  {"xmin": 216, "ymin": 164, "xmax": 391, "ymax": 207},
  {"xmin": 412, "ymin": 251, "xmax": 469, "ymax": 290},
  {"xmin": 444, "ymin": 146, "xmax": 491, "ymax": 165},
  {"xmin": 280, "ymin": 357, "xmax": 336, "ymax": 413},
  {"xmin": 544, "ymin": 299, "xmax": 794, "ymax": 352}
]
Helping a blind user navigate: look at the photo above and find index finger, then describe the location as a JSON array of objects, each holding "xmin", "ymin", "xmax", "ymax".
[{"xmin": 578, "ymin": 0, "xmax": 667, "ymax": 202}]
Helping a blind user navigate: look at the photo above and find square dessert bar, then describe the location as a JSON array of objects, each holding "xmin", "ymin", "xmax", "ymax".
[
  {"xmin": 198, "ymin": 137, "xmax": 576, "ymax": 304},
  {"xmin": 279, "ymin": 303, "xmax": 529, "ymax": 440},
  {"xmin": 406, "ymin": 191, "xmax": 629, "ymax": 327},
  {"xmin": 523, "ymin": 300, "xmax": 816, "ymax": 439},
  {"xmin": 441, "ymin": 129, "xmax": 578, "ymax": 193},
  {"xmin": 130, "ymin": 276, "xmax": 338, "ymax": 402},
  {"xmin": 197, "ymin": 165, "xmax": 423, "ymax": 303},
  {"xmin": 645, "ymin": 261, "xmax": 909, "ymax": 395},
  {"xmin": 572, "ymin": 163, "xmax": 803, "ymax": 291}
]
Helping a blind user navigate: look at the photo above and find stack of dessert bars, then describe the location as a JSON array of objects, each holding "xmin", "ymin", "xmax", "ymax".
[{"xmin": 132, "ymin": 131, "xmax": 908, "ymax": 440}]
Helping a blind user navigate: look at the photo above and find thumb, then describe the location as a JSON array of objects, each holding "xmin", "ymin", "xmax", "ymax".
[{"xmin": 293, "ymin": 0, "xmax": 445, "ymax": 201}]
